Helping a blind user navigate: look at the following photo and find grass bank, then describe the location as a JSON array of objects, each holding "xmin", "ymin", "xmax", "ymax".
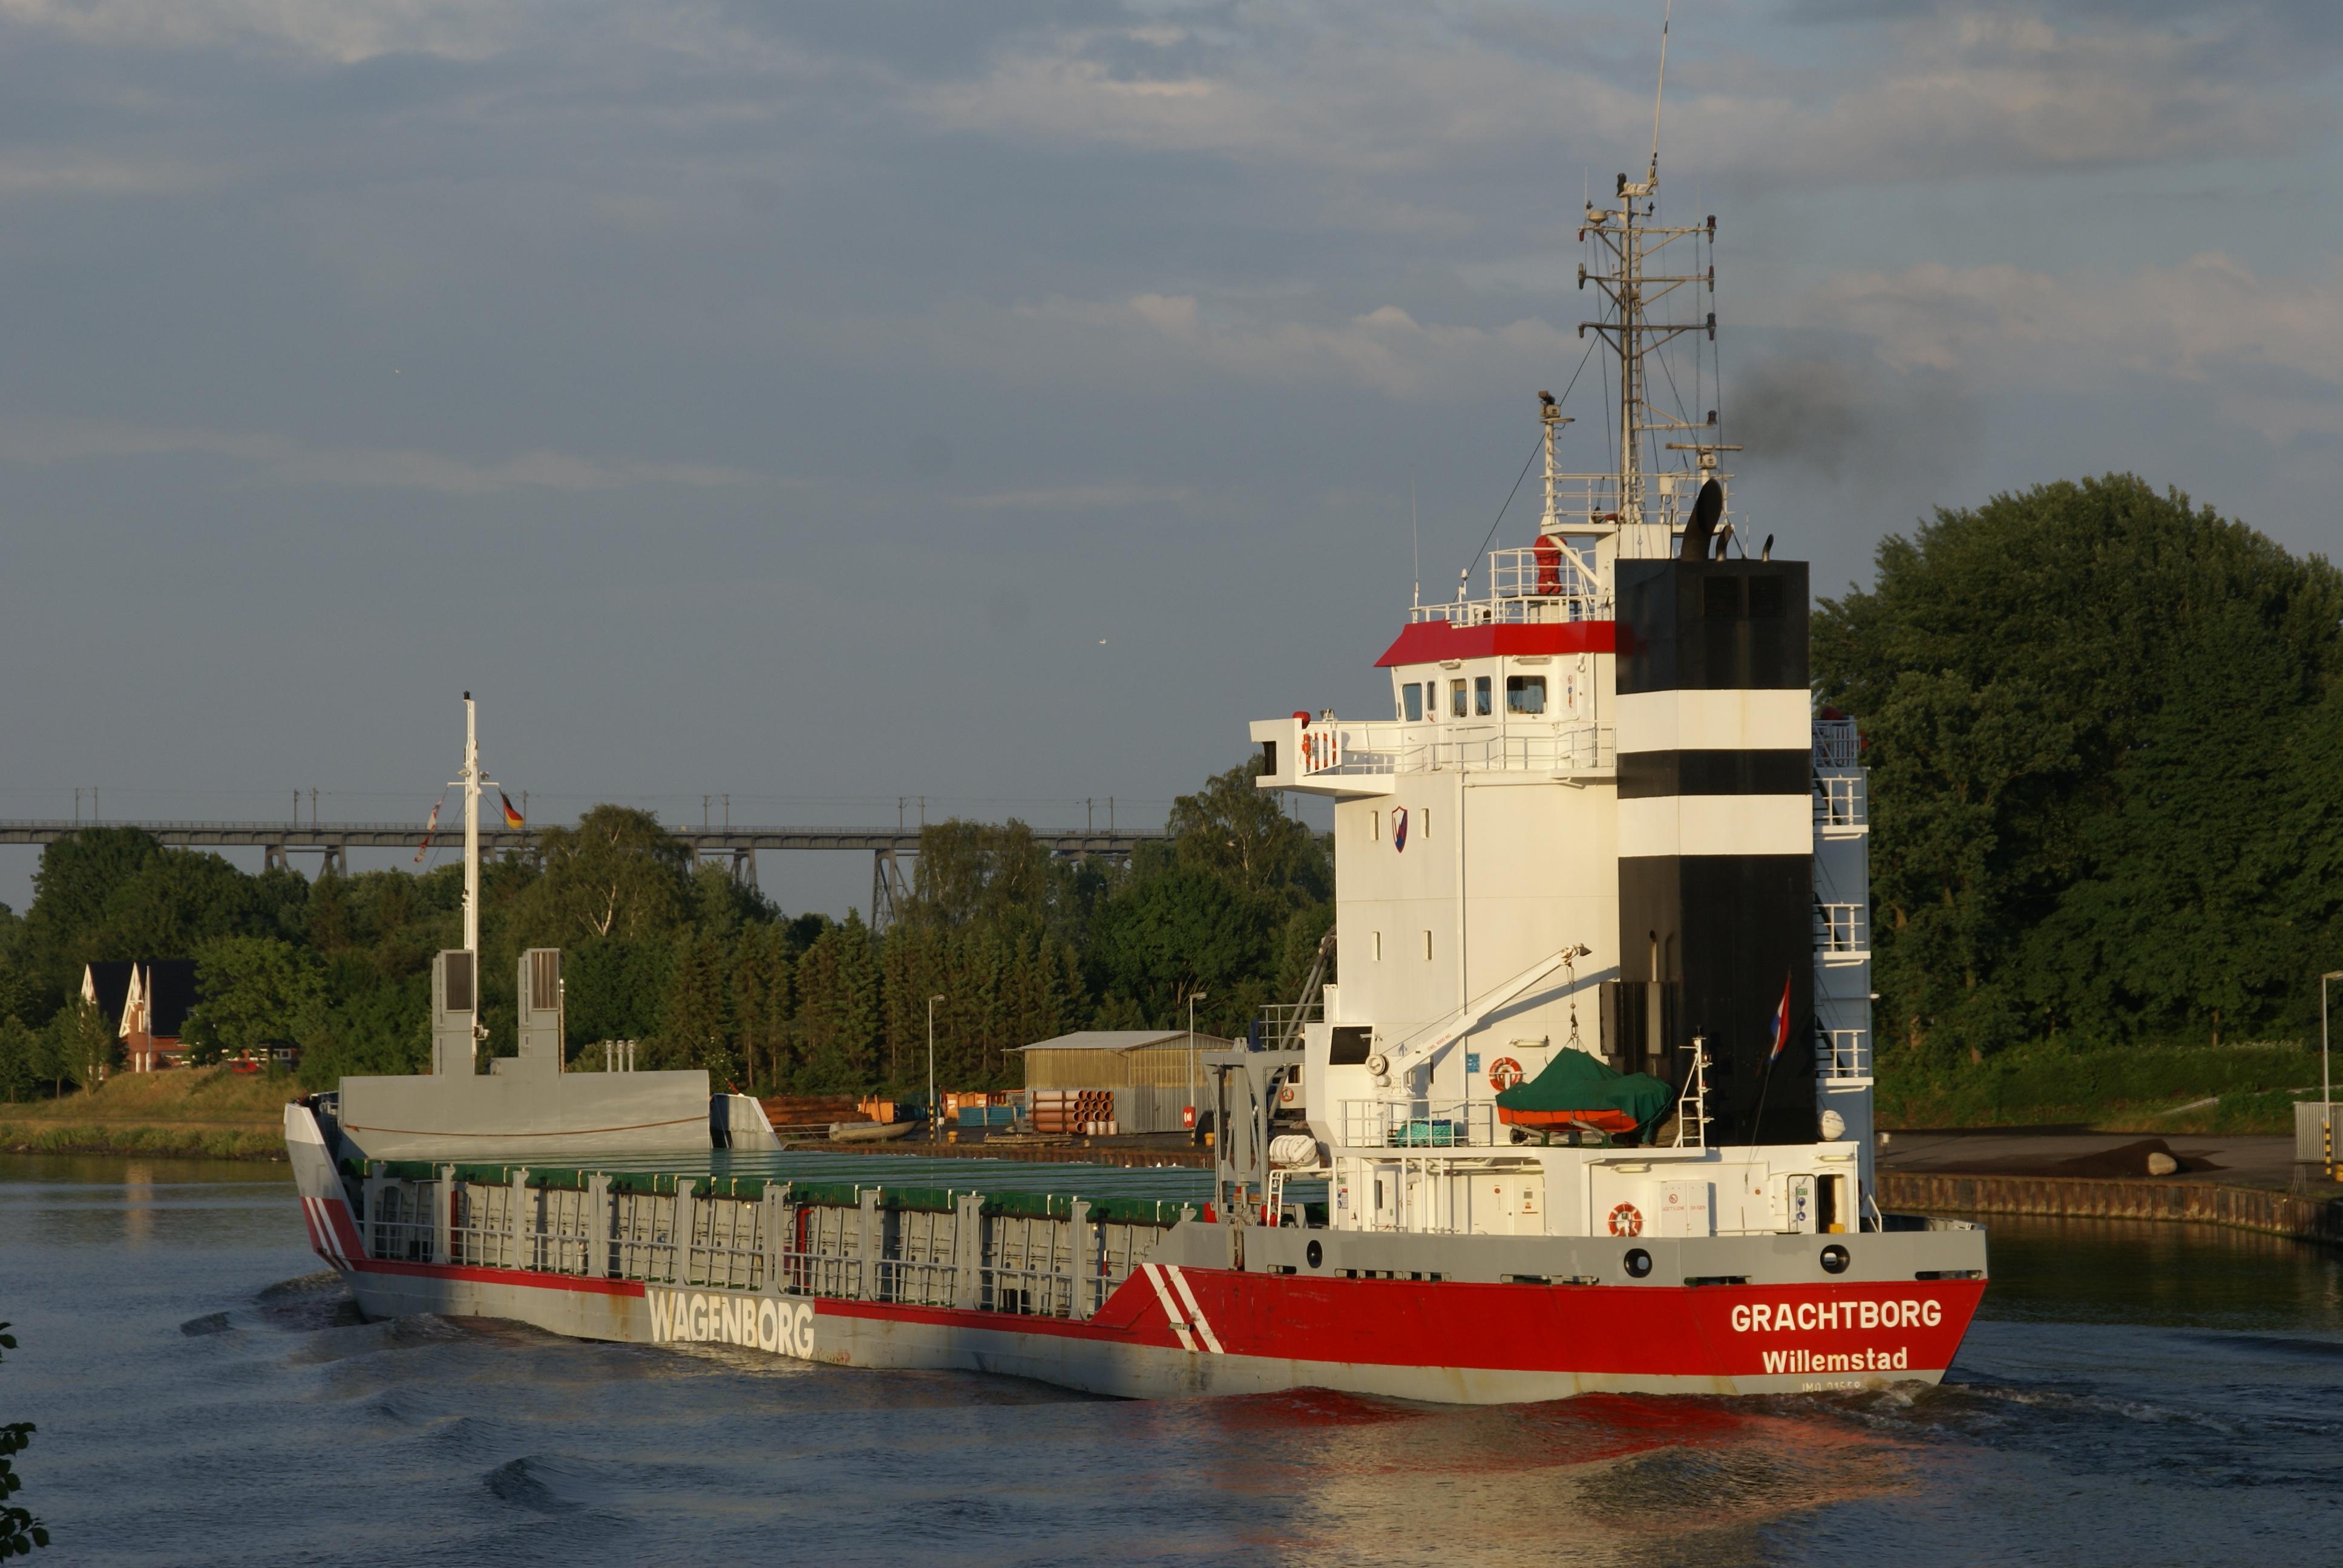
[
  {"xmin": 1878, "ymin": 1043, "xmax": 2325, "ymax": 1134},
  {"xmin": 0, "ymin": 1068, "xmax": 297, "ymax": 1160}
]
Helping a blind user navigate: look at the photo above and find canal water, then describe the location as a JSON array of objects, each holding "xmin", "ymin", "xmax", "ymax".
[{"xmin": 2, "ymin": 1155, "xmax": 2338, "ymax": 1566}]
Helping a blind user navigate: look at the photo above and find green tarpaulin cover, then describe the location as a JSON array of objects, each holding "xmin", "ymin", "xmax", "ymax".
[{"xmin": 1493, "ymin": 1049, "xmax": 1674, "ymax": 1140}]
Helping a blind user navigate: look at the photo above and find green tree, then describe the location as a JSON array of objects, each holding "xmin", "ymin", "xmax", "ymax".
[
  {"xmin": 1, "ymin": 1321, "xmax": 50, "ymax": 1558},
  {"xmin": 1814, "ymin": 474, "xmax": 2343, "ymax": 1061},
  {"xmin": 730, "ymin": 924, "xmax": 794, "ymax": 1093},
  {"xmin": 520, "ymin": 806, "xmax": 692, "ymax": 943},
  {"xmin": 0, "ymin": 1019, "xmax": 39, "ymax": 1103},
  {"xmin": 22, "ymin": 827, "xmax": 161, "ymax": 995},
  {"xmin": 42, "ymin": 1001, "xmax": 113, "ymax": 1094},
  {"xmin": 180, "ymin": 936, "xmax": 327, "ymax": 1067},
  {"xmin": 562, "ymin": 937, "xmax": 672, "ymax": 1056},
  {"xmin": 656, "ymin": 930, "xmax": 738, "ymax": 1085},
  {"xmin": 1086, "ymin": 866, "xmax": 1267, "ymax": 1029},
  {"xmin": 794, "ymin": 914, "xmax": 880, "ymax": 1091},
  {"xmin": 1163, "ymin": 761, "xmax": 1331, "ymax": 907},
  {"xmin": 908, "ymin": 821, "xmax": 1052, "ymax": 930}
]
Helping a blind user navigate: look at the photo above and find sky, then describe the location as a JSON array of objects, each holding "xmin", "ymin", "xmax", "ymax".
[{"xmin": 2, "ymin": 0, "xmax": 2339, "ymax": 917}]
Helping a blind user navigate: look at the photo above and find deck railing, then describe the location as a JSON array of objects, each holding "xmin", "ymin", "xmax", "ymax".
[
  {"xmin": 1814, "ymin": 904, "xmax": 1869, "ymax": 961},
  {"xmin": 1339, "ymin": 1098, "xmax": 1499, "ymax": 1150},
  {"xmin": 1300, "ymin": 720, "xmax": 1615, "ymax": 780},
  {"xmin": 1817, "ymin": 1030, "xmax": 1872, "ymax": 1080},
  {"xmin": 1814, "ymin": 773, "xmax": 1867, "ymax": 834}
]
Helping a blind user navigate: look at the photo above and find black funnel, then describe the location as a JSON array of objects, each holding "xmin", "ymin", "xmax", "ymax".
[{"xmin": 1678, "ymin": 479, "xmax": 1725, "ymax": 562}]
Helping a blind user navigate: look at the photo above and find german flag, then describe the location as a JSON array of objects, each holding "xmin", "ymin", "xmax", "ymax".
[{"xmin": 500, "ymin": 792, "xmax": 526, "ymax": 830}]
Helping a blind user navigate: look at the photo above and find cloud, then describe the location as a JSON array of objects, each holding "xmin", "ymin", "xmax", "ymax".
[
  {"xmin": 960, "ymin": 483, "xmax": 1188, "ymax": 511},
  {"xmin": 0, "ymin": 0, "xmax": 537, "ymax": 63},
  {"xmin": 1806, "ymin": 251, "xmax": 2343, "ymax": 439},
  {"xmin": 909, "ymin": 2, "xmax": 2332, "ymax": 193},
  {"xmin": 1018, "ymin": 293, "xmax": 1579, "ymax": 399},
  {"xmin": 0, "ymin": 420, "xmax": 774, "ymax": 494},
  {"xmin": 0, "ymin": 150, "xmax": 219, "ymax": 194}
]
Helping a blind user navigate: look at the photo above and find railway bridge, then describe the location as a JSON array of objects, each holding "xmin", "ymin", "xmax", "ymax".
[{"xmin": 0, "ymin": 818, "xmax": 1168, "ymax": 930}]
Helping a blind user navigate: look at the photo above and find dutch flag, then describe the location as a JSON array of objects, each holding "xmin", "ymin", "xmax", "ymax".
[{"xmin": 1767, "ymin": 974, "xmax": 1792, "ymax": 1064}]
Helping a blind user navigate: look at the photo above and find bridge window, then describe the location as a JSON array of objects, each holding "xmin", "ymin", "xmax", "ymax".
[
  {"xmin": 1403, "ymin": 684, "xmax": 1424, "ymax": 722},
  {"xmin": 1506, "ymin": 675, "xmax": 1547, "ymax": 714},
  {"xmin": 1474, "ymin": 676, "xmax": 1492, "ymax": 716},
  {"xmin": 1449, "ymin": 679, "xmax": 1467, "ymax": 717}
]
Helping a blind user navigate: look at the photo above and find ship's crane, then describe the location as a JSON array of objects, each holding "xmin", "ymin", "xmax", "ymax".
[{"xmin": 1370, "ymin": 942, "xmax": 1594, "ymax": 1089}]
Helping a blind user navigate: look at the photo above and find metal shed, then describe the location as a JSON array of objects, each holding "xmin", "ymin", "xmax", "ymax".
[{"xmin": 1016, "ymin": 1030, "xmax": 1234, "ymax": 1134}]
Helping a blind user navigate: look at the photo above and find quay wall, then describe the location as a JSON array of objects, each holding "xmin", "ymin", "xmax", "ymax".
[{"xmin": 1881, "ymin": 1172, "xmax": 2343, "ymax": 1246}]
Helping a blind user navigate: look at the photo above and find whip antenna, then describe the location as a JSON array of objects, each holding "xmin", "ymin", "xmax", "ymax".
[{"xmin": 1650, "ymin": 0, "xmax": 1671, "ymax": 186}]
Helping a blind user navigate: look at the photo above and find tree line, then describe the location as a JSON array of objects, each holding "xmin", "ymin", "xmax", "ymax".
[
  {"xmin": 0, "ymin": 762, "xmax": 1331, "ymax": 1100},
  {"xmin": 1814, "ymin": 474, "xmax": 2343, "ymax": 1066}
]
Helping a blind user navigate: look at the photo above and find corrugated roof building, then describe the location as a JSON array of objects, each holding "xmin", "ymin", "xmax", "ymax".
[{"xmin": 1015, "ymin": 1030, "xmax": 1234, "ymax": 1089}]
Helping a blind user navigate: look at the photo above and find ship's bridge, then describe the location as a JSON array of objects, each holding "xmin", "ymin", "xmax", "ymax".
[{"xmin": 1253, "ymin": 543, "xmax": 1624, "ymax": 799}]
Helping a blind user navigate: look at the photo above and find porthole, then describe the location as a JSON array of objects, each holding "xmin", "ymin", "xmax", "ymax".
[
  {"xmin": 1624, "ymin": 1247, "xmax": 1653, "ymax": 1279},
  {"xmin": 1820, "ymin": 1244, "xmax": 1850, "ymax": 1275},
  {"xmin": 1306, "ymin": 1240, "xmax": 1323, "ymax": 1270}
]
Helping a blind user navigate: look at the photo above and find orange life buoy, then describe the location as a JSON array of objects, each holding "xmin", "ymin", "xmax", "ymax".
[
  {"xmin": 1278, "ymin": 1084, "xmax": 1299, "ymax": 1106},
  {"xmin": 1489, "ymin": 1056, "xmax": 1524, "ymax": 1093},
  {"xmin": 1607, "ymin": 1203, "xmax": 1643, "ymax": 1238}
]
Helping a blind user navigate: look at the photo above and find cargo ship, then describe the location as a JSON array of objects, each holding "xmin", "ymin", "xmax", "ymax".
[{"xmin": 284, "ymin": 128, "xmax": 1987, "ymax": 1402}]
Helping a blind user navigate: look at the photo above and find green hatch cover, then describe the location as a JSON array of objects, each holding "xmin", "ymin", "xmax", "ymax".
[{"xmin": 1493, "ymin": 1049, "xmax": 1674, "ymax": 1138}]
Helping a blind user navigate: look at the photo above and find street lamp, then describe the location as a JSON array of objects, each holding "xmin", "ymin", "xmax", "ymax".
[
  {"xmin": 2323, "ymin": 972, "xmax": 2341, "ymax": 1183},
  {"xmin": 928, "ymin": 994, "xmax": 945, "ymax": 1142},
  {"xmin": 1188, "ymin": 991, "xmax": 1208, "ymax": 1142}
]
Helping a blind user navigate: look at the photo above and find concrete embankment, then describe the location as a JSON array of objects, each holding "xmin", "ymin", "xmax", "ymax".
[{"xmin": 1881, "ymin": 1171, "xmax": 2343, "ymax": 1244}]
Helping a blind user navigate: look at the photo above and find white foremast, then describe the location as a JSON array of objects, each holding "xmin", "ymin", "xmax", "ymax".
[{"xmin": 451, "ymin": 692, "xmax": 497, "ymax": 962}]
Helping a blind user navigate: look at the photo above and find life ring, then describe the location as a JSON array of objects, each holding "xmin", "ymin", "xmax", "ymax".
[
  {"xmin": 1489, "ymin": 1056, "xmax": 1524, "ymax": 1093},
  {"xmin": 1277, "ymin": 1084, "xmax": 1299, "ymax": 1106},
  {"xmin": 1607, "ymin": 1203, "xmax": 1643, "ymax": 1238}
]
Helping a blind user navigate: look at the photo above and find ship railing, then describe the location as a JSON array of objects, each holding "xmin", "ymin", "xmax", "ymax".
[
  {"xmin": 1813, "ymin": 717, "xmax": 1860, "ymax": 769},
  {"xmin": 985, "ymin": 1210, "xmax": 1080, "ymax": 1318},
  {"xmin": 1408, "ymin": 592, "xmax": 1604, "ymax": 627},
  {"xmin": 981, "ymin": 1265, "xmax": 1075, "ymax": 1319},
  {"xmin": 450, "ymin": 1180, "xmax": 520, "ymax": 1270},
  {"xmin": 776, "ymin": 1198, "xmax": 860, "ymax": 1297},
  {"xmin": 614, "ymin": 1187, "xmax": 681, "ymax": 1284},
  {"xmin": 364, "ymin": 1178, "xmax": 436, "ymax": 1263},
  {"xmin": 870, "ymin": 1204, "xmax": 958, "ymax": 1307},
  {"xmin": 532, "ymin": 1181, "xmax": 605, "ymax": 1276},
  {"xmin": 1814, "ymin": 773, "xmax": 1867, "ymax": 835},
  {"xmin": 1471, "ymin": 468, "xmax": 1718, "ymax": 534},
  {"xmin": 1486, "ymin": 544, "xmax": 1598, "ymax": 603},
  {"xmin": 1814, "ymin": 903, "xmax": 1869, "ymax": 962},
  {"xmin": 1300, "ymin": 720, "xmax": 1616, "ymax": 780},
  {"xmin": 1253, "ymin": 1000, "xmax": 1322, "ymax": 1048},
  {"xmin": 1340, "ymin": 1097, "xmax": 1499, "ymax": 1150},
  {"xmin": 1818, "ymin": 1030, "xmax": 1872, "ymax": 1080},
  {"xmin": 872, "ymin": 1257, "xmax": 958, "ymax": 1309},
  {"xmin": 683, "ymin": 1195, "xmax": 767, "ymax": 1290}
]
